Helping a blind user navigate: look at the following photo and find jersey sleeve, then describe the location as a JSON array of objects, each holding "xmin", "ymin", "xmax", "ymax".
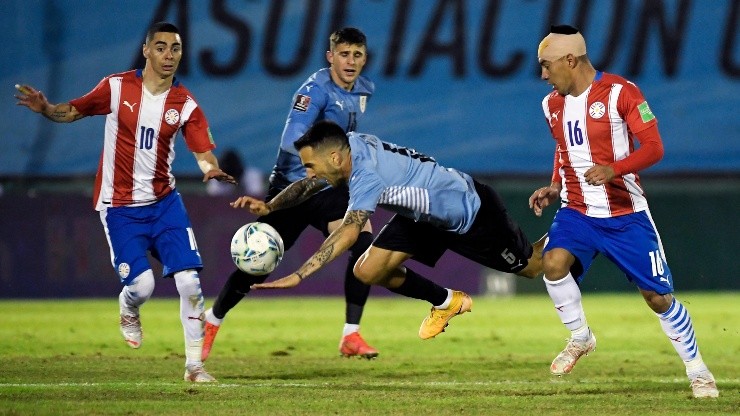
[
  {"xmin": 181, "ymin": 103, "xmax": 216, "ymax": 153},
  {"xmin": 610, "ymin": 81, "xmax": 663, "ymax": 174},
  {"xmin": 347, "ymin": 168, "xmax": 384, "ymax": 213},
  {"xmin": 610, "ymin": 123, "xmax": 664, "ymax": 175},
  {"xmin": 279, "ymin": 83, "xmax": 328, "ymax": 155},
  {"xmin": 69, "ymin": 76, "xmax": 112, "ymax": 116},
  {"xmin": 618, "ymin": 81, "xmax": 657, "ymax": 135}
]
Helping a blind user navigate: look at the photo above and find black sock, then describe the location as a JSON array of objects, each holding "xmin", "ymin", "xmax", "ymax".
[
  {"xmin": 344, "ymin": 231, "xmax": 373, "ymax": 324},
  {"xmin": 387, "ymin": 267, "xmax": 448, "ymax": 306},
  {"xmin": 345, "ymin": 303, "xmax": 365, "ymax": 326},
  {"xmin": 212, "ymin": 269, "xmax": 268, "ymax": 319}
]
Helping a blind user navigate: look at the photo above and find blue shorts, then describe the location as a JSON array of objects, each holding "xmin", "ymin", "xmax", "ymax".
[
  {"xmin": 544, "ymin": 207, "xmax": 673, "ymax": 294},
  {"xmin": 100, "ymin": 190, "xmax": 203, "ymax": 285}
]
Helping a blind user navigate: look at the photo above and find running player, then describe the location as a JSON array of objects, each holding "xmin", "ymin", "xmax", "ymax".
[
  {"xmin": 529, "ymin": 24, "xmax": 718, "ymax": 398},
  {"xmin": 202, "ymin": 28, "xmax": 379, "ymax": 360},
  {"xmin": 15, "ymin": 22, "xmax": 235, "ymax": 382},
  {"xmin": 234, "ymin": 120, "xmax": 545, "ymax": 340}
]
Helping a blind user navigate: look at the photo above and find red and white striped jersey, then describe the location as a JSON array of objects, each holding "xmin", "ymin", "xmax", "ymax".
[
  {"xmin": 541, "ymin": 71, "xmax": 658, "ymax": 218},
  {"xmin": 70, "ymin": 69, "xmax": 216, "ymax": 211}
]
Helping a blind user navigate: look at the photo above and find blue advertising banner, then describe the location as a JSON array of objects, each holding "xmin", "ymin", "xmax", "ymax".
[{"xmin": 1, "ymin": 0, "xmax": 738, "ymax": 176}]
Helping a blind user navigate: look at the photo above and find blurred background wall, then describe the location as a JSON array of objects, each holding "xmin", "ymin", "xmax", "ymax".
[{"xmin": 1, "ymin": 0, "xmax": 738, "ymax": 297}]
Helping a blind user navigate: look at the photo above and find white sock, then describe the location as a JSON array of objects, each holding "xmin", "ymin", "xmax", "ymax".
[
  {"xmin": 544, "ymin": 273, "xmax": 589, "ymax": 339},
  {"xmin": 119, "ymin": 270, "xmax": 155, "ymax": 316},
  {"xmin": 656, "ymin": 297, "xmax": 708, "ymax": 378},
  {"xmin": 205, "ymin": 308, "xmax": 223, "ymax": 326},
  {"xmin": 174, "ymin": 270, "xmax": 205, "ymax": 366},
  {"xmin": 343, "ymin": 324, "xmax": 360, "ymax": 337},
  {"xmin": 434, "ymin": 289, "xmax": 454, "ymax": 309}
]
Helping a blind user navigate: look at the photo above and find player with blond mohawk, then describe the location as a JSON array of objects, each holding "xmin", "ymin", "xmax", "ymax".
[{"xmin": 530, "ymin": 24, "xmax": 719, "ymax": 398}]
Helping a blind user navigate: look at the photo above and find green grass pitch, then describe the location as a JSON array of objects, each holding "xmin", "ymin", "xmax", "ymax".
[{"xmin": 1, "ymin": 293, "xmax": 737, "ymax": 415}]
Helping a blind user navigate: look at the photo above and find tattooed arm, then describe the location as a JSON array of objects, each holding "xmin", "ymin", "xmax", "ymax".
[
  {"xmin": 230, "ymin": 176, "xmax": 330, "ymax": 216},
  {"xmin": 266, "ymin": 177, "xmax": 329, "ymax": 211},
  {"xmin": 251, "ymin": 210, "xmax": 372, "ymax": 290},
  {"xmin": 15, "ymin": 84, "xmax": 84, "ymax": 123}
]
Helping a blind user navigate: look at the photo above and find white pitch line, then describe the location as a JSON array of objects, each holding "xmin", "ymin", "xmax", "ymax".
[{"xmin": 0, "ymin": 378, "xmax": 737, "ymax": 388}]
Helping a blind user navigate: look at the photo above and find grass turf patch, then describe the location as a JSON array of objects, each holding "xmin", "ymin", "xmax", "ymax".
[{"xmin": 1, "ymin": 293, "xmax": 737, "ymax": 415}]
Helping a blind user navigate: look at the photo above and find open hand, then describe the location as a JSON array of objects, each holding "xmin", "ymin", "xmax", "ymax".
[
  {"xmin": 250, "ymin": 273, "xmax": 302, "ymax": 290},
  {"xmin": 203, "ymin": 169, "xmax": 237, "ymax": 184},
  {"xmin": 230, "ymin": 196, "xmax": 271, "ymax": 215},
  {"xmin": 15, "ymin": 84, "xmax": 48, "ymax": 113}
]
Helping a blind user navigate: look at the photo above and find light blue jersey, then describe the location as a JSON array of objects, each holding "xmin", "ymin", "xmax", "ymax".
[
  {"xmin": 347, "ymin": 133, "xmax": 481, "ymax": 234},
  {"xmin": 270, "ymin": 68, "xmax": 374, "ymax": 189}
]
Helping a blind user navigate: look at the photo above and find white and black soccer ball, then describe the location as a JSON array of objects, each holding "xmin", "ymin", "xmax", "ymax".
[{"xmin": 230, "ymin": 222, "xmax": 284, "ymax": 275}]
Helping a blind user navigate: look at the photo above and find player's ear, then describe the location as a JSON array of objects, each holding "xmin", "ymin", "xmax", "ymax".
[
  {"xmin": 326, "ymin": 50, "xmax": 333, "ymax": 64},
  {"xmin": 142, "ymin": 44, "xmax": 149, "ymax": 59},
  {"xmin": 567, "ymin": 54, "xmax": 576, "ymax": 68},
  {"xmin": 331, "ymin": 150, "xmax": 345, "ymax": 167}
]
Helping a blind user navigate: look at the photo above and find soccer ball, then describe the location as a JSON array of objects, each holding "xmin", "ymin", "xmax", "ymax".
[{"xmin": 230, "ymin": 222, "xmax": 284, "ymax": 275}]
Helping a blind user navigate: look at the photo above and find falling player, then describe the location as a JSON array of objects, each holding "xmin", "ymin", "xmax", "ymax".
[
  {"xmin": 232, "ymin": 120, "xmax": 546, "ymax": 340},
  {"xmin": 202, "ymin": 28, "xmax": 380, "ymax": 360}
]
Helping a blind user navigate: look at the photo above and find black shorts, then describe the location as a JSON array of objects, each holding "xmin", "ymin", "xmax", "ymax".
[
  {"xmin": 372, "ymin": 181, "xmax": 533, "ymax": 274},
  {"xmin": 258, "ymin": 185, "xmax": 349, "ymax": 251}
]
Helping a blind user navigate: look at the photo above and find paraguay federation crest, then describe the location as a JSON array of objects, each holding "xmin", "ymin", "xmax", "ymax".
[
  {"xmin": 359, "ymin": 95, "xmax": 367, "ymax": 113},
  {"xmin": 118, "ymin": 262, "xmax": 131, "ymax": 280},
  {"xmin": 589, "ymin": 102, "xmax": 606, "ymax": 119},
  {"xmin": 164, "ymin": 108, "xmax": 180, "ymax": 125}
]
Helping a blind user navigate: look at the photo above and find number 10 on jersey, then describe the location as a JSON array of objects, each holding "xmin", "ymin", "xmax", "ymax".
[{"xmin": 139, "ymin": 126, "xmax": 155, "ymax": 150}]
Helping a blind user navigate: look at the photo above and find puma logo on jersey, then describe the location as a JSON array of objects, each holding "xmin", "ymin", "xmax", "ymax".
[
  {"xmin": 123, "ymin": 101, "xmax": 137, "ymax": 112},
  {"xmin": 549, "ymin": 110, "xmax": 560, "ymax": 127},
  {"xmin": 510, "ymin": 260, "xmax": 524, "ymax": 270},
  {"xmin": 335, "ymin": 100, "xmax": 344, "ymax": 111},
  {"xmin": 659, "ymin": 277, "xmax": 670, "ymax": 284}
]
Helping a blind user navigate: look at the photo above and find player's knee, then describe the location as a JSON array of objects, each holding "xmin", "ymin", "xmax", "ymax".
[
  {"xmin": 174, "ymin": 269, "xmax": 202, "ymax": 297},
  {"xmin": 642, "ymin": 290, "xmax": 673, "ymax": 313},
  {"xmin": 542, "ymin": 251, "xmax": 570, "ymax": 280},
  {"xmin": 352, "ymin": 260, "xmax": 380, "ymax": 285},
  {"xmin": 128, "ymin": 269, "xmax": 156, "ymax": 299},
  {"xmin": 543, "ymin": 263, "xmax": 569, "ymax": 280}
]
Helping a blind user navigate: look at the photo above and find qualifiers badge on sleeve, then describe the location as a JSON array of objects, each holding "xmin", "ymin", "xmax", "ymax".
[{"xmin": 293, "ymin": 94, "xmax": 311, "ymax": 112}]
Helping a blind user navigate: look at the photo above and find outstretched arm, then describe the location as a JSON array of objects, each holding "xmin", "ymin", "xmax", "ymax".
[
  {"xmin": 231, "ymin": 176, "xmax": 330, "ymax": 216},
  {"xmin": 15, "ymin": 84, "xmax": 84, "ymax": 123},
  {"xmin": 267, "ymin": 177, "xmax": 329, "ymax": 211},
  {"xmin": 251, "ymin": 210, "xmax": 371, "ymax": 289}
]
